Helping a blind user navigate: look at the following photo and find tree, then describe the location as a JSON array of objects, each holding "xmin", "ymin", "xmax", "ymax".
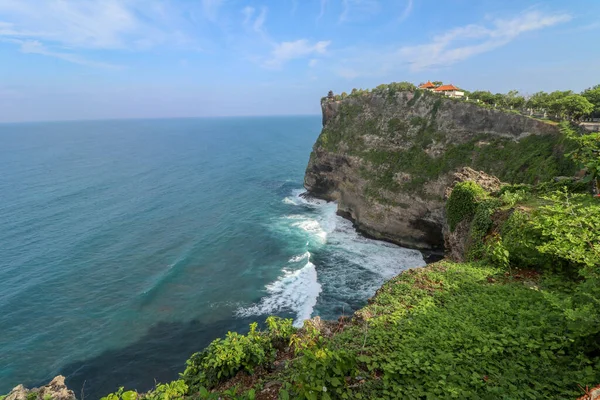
[
  {"xmin": 582, "ymin": 84, "xmax": 600, "ymax": 117},
  {"xmin": 564, "ymin": 122, "xmax": 600, "ymax": 193},
  {"xmin": 470, "ymin": 90, "xmax": 495, "ymax": 105},
  {"xmin": 505, "ymin": 90, "xmax": 525, "ymax": 109},
  {"xmin": 546, "ymin": 90, "xmax": 574, "ymax": 118},
  {"xmin": 493, "ymin": 93, "xmax": 507, "ymax": 108},
  {"xmin": 559, "ymin": 95, "xmax": 594, "ymax": 121},
  {"xmin": 432, "ymin": 81, "xmax": 443, "ymax": 87},
  {"xmin": 511, "ymin": 96, "xmax": 526, "ymax": 109},
  {"xmin": 527, "ymin": 91, "xmax": 550, "ymax": 111}
]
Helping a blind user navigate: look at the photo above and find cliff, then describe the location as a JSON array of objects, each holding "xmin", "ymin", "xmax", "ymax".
[{"xmin": 304, "ymin": 88, "xmax": 575, "ymax": 252}]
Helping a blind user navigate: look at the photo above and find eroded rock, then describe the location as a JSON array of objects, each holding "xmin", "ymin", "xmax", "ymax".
[{"xmin": 4, "ymin": 376, "xmax": 75, "ymax": 400}]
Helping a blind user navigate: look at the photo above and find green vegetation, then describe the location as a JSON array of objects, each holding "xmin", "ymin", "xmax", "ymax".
[
  {"xmin": 446, "ymin": 181, "xmax": 488, "ymax": 231},
  {"xmin": 182, "ymin": 317, "xmax": 295, "ymax": 392},
  {"xmin": 321, "ymin": 82, "xmax": 416, "ymax": 103},
  {"xmin": 91, "ymin": 174, "xmax": 599, "ymax": 400},
  {"xmin": 325, "ymin": 80, "xmax": 600, "ymax": 122},
  {"xmin": 582, "ymin": 84, "xmax": 600, "ymax": 118},
  {"xmin": 562, "ymin": 122, "xmax": 600, "ymax": 193},
  {"xmin": 358, "ymin": 130, "xmax": 577, "ymax": 198}
]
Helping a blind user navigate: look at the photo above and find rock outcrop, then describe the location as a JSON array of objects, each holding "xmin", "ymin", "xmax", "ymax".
[
  {"xmin": 305, "ymin": 89, "xmax": 576, "ymax": 252},
  {"xmin": 4, "ymin": 376, "xmax": 76, "ymax": 400}
]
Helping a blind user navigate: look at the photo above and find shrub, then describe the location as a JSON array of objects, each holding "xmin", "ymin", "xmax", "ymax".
[
  {"xmin": 290, "ymin": 319, "xmax": 324, "ymax": 355},
  {"xmin": 182, "ymin": 318, "xmax": 295, "ymax": 391},
  {"xmin": 529, "ymin": 188, "xmax": 600, "ymax": 272},
  {"xmin": 446, "ymin": 181, "xmax": 488, "ymax": 231},
  {"xmin": 466, "ymin": 198, "xmax": 502, "ymax": 260},
  {"xmin": 100, "ymin": 387, "xmax": 139, "ymax": 400},
  {"xmin": 289, "ymin": 348, "xmax": 357, "ymax": 400},
  {"xmin": 265, "ymin": 316, "xmax": 295, "ymax": 349},
  {"xmin": 562, "ymin": 121, "xmax": 600, "ymax": 192},
  {"xmin": 485, "ymin": 234, "xmax": 510, "ymax": 270},
  {"xmin": 499, "ymin": 189, "xmax": 527, "ymax": 208}
]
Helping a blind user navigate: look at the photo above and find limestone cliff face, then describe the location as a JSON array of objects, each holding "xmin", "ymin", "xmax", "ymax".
[{"xmin": 304, "ymin": 89, "xmax": 574, "ymax": 252}]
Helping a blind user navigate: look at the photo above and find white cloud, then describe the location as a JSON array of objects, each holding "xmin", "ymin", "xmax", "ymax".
[
  {"xmin": 330, "ymin": 9, "xmax": 571, "ymax": 79},
  {"xmin": 14, "ymin": 39, "xmax": 122, "ymax": 69},
  {"xmin": 264, "ymin": 39, "xmax": 331, "ymax": 69},
  {"xmin": 317, "ymin": 0, "xmax": 327, "ymax": 22},
  {"xmin": 0, "ymin": 21, "xmax": 48, "ymax": 37},
  {"xmin": 242, "ymin": 5, "xmax": 267, "ymax": 35},
  {"xmin": 339, "ymin": 0, "xmax": 380, "ymax": 23},
  {"xmin": 308, "ymin": 59, "xmax": 318, "ymax": 67},
  {"xmin": 399, "ymin": 0, "xmax": 413, "ymax": 22},
  {"xmin": 0, "ymin": 0, "xmax": 208, "ymax": 67},
  {"xmin": 253, "ymin": 7, "xmax": 268, "ymax": 33},
  {"xmin": 0, "ymin": 0, "xmax": 142, "ymax": 49},
  {"xmin": 400, "ymin": 10, "xmax": 572, "ymax": 71},
  {"xmin": 242, "ymin": 6, "xmax": 255, "ymax": 25}
]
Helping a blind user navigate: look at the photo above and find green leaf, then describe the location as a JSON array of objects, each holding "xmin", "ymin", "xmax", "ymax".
[
  {"xmin": 329, "ymin": 377, "xmax": 341, "ymax": 387},
  {"xmin": 121, "ymin": 391, "xmax": 138, "ymax": 400},
  {"xmin": 278, "ymin": 389, "xmax": 290, "ymax": 400}
]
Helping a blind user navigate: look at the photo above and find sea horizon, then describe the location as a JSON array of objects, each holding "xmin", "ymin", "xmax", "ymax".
[{"xmin": 0, "ymin": 113, "xmax": 322, "ymax": 126}]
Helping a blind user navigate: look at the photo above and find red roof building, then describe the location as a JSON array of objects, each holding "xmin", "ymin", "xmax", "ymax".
[
  {"xmin": 433, "ymin": 84, "xmax": 465, "ymax": 98},
  {"xmin": 434, "ymin": 84, "xmax": 460, "ymax": 92},
  {"xmin": 419, "ymin": 81, "xmax": 436, "ymax": 89}
]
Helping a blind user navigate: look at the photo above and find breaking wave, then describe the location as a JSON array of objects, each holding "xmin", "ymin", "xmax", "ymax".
[{"xmin": 237, "ymin": 189, "xmax": 425, "ymax": 326}]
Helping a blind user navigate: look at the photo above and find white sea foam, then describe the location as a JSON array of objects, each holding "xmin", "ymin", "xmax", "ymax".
[
  {"xmin": 236, "ymin": 257, "xmax": 322, "ymax": 327},
  {"xmin": 291, "ymin": 219, "xmax": 327, "ymax": 242},
  {"xmin": 282, "ymin": 189, "xmax": 328, "ymax": 207},
  {"xmin": 240, "ymin": 188, "xmax": 426, "ymax": 326},
  {"xmin": 289, "ymin": 251, "xmax": 310, "ymax": 263}
]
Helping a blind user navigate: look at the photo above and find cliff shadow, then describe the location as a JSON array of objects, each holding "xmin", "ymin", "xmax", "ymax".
[{"xmin": 41, "ymin": 316, "xmax": 259, "ymax": 400}]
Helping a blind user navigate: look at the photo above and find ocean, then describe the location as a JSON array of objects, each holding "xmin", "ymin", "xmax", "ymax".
[{"xmin": 0, "ymin": 117, "xmax": 425, "ymax": 398}]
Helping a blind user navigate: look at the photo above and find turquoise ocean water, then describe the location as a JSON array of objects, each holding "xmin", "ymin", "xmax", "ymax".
[{"xmin": 0, "ymin": 117, "xmax": 424, "ymax": 397}]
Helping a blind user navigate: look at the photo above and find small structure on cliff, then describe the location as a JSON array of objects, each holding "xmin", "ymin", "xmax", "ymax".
[
  {"xmin": 419, "ymin": 81, "xmax": 465, "ymax": 98},
  {"xmin": 434, "ymin": 84, "xmax": 465, "ymax": 98},
  {"xmin": 418, "ymin": 81, "xmax": 436, "ymax": 90}
]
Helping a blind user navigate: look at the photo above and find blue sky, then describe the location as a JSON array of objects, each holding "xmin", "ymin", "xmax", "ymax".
[{"xmin": 0, "ymin": 0, "xmax": 598, "ymax": 122}]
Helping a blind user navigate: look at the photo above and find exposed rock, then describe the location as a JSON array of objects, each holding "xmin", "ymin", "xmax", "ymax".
[
  {"xmin": 37, "ymin": 376, "xmax": 76, "ymax": 400},
  {"xmin": 578, "ymin": 384, "xmax": 600, "ymax": 400},
  {"xmin": 305, "ymin": 91, "xmax": 573, "ymax": 252},
  {"xmin": 4, "ymin": 376, "xmax": 75, "ymax": 400},
  {"xmin": 4, "ymin": 385, "xmax": 27, "ymax": 400},
  {"xmin": 444, "ymin": 167, "xmax": 503, "ymax": 199}
]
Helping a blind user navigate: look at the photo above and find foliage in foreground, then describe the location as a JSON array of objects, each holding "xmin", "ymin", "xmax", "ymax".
[
  {"xmin": 94, "ymin": 148, "xmax": 600, "ymax": 400},
  {"xmin": 96, "ymin": 183, "xmax": 599, "ymax": 400}
]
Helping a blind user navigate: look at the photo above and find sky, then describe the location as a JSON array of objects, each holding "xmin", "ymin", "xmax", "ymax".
[{"xmin": 0, "ymin": 0, "xmax": 599, "ymax": 122}]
